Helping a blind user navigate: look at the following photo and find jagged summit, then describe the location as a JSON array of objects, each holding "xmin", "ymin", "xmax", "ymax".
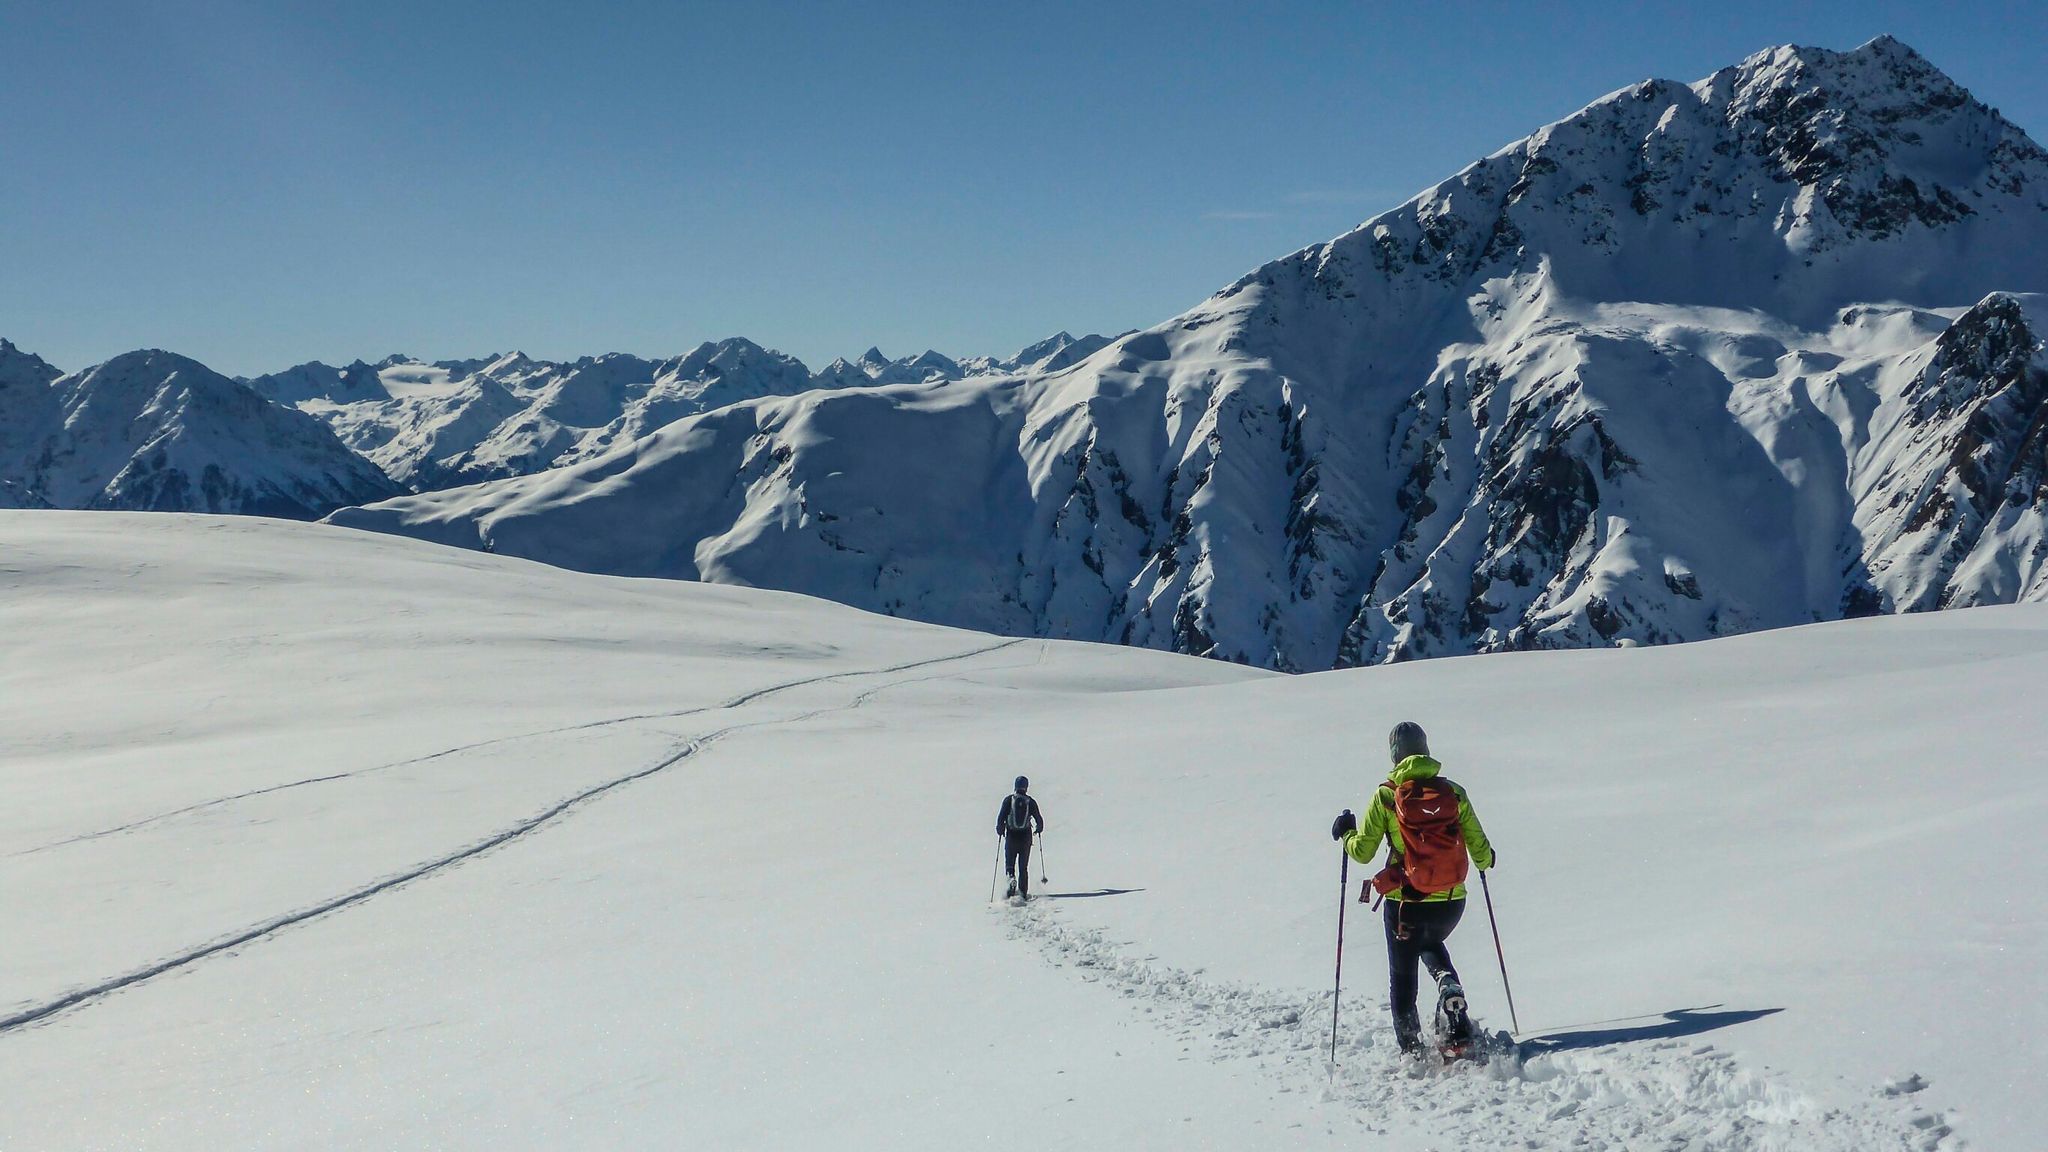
[
  {"xmin": 1215, "ymin": 37, "xmax": 2046, "ymax": 345},
  {"xmin": 0, "ymin": 337, "xmax": 61, "ymax": 386}
]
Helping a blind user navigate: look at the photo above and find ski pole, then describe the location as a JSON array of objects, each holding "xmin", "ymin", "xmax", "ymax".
[
  {"xmin": 1038, "ymin": 831, "xmax": 1048, "ymax": 886},
  {"xmin": 1479, "ymin": 869, "xmax": 1520, "ymax": 1036},
  {"xmin": 1330, "ymin": 823, "xmax": 1351, "ymax": 1071},
  {"xmin": 990, "ymin": 836, "xmax": 1003, "ymax": 902}
]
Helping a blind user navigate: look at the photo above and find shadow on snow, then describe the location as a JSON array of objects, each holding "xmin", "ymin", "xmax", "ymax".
[
  {"xmin": 1517, "ymin": 1005, "xmax": 1784, "ymax": 1056},
  {"xmin": 1039, "ymin": 888, "xmax": 1145, "ymax": 900}
]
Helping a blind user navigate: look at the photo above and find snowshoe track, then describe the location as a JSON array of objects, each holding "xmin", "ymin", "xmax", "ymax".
[
  {"xmin": 0, "ymin": 640, "xmax": 1031, "ymax": 1034},
  {"xmin": 17, "ymin": 638, "xmax": 1028, "ymax": 857},
  {"xmin": 1006, "ymin": 904, "xmax": 1963, "ymax": 1151}
]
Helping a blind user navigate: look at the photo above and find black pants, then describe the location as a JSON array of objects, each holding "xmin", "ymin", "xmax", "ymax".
[
  {"xmin": 1004, "ymin": 834, "xmax": 1033, "ymax": 895},
  {"xmin": 1383, "ymin": 897, "xmax": 1464, "ymax": 1041}
]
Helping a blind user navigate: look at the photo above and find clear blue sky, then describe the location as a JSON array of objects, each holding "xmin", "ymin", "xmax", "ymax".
[{"xmin": 3, "ymin": 1, "xmax": 2043, "ymax": 376}]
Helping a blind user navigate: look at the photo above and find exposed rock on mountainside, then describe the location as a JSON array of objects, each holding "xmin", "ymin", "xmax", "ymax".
[{"xmin": 329, "ymin": 38, "xmax": 2048, "ymax": 670}]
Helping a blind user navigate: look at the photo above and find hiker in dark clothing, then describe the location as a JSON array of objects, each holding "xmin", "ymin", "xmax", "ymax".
[
  {"xmin": 1331, "ymin": 721, "xmax": 1495, "ymax": 1056},
  {"xmin": 996, "ymin": 775, "xmax": 1044, "ymax": 899}
]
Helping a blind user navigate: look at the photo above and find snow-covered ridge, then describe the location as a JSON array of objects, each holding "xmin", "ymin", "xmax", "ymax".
[
  {"xmin": 329, "ymin": 37, "xmax": 2048, "ymax": 670},
  {"xmin": 0, "ymin": 331, "xmax": 1120, "ymax": 511},
  {"xmin": 243, "ymin": 334, "xmax": 1126, "ymax": 490}
]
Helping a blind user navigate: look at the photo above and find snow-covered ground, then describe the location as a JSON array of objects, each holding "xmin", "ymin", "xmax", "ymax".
[{"xmin": 2, "ymin": 512, "xmax": 2036, "ymax": 1149}]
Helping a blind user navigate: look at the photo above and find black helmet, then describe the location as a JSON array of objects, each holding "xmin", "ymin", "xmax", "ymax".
[
  {"xmin": 1388, "ymin": 721, "xmax": 1429, "ymax": 764},
  {"xmin": 1015, "ymin": 776, "xmax": 1029, "ymax": 792}
]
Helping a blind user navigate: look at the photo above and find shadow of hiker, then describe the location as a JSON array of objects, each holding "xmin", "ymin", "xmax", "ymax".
[
  {"xmin": 1518, "ymin": 1005, "xmax": 1784, "ymax": 1056},
  {"xmin": 1041, "ymin": 888, "xmax": 1144, "ymax": 900}
]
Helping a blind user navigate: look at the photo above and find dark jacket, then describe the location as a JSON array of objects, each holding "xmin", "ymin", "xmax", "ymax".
[{"xmin": 997, "ymin": 793, "xmax": 1044, "ymax": 839}]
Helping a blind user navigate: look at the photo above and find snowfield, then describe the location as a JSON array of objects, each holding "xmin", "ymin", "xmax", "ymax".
[{"xmin": 0, "ymin": 512, "xmax": 2036, "ymax": 1149}]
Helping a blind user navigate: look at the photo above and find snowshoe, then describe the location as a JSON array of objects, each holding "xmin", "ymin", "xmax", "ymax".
[
  {"xmin": 1431, "ymin": 980, "xmax": 1486, "ymax": 1065},
  {"xmin": 1435, "ymin": 1034, "xmax": 1486, "ymax": 1064}
]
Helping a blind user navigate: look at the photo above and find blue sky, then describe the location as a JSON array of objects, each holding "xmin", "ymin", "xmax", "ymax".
[{"xmin": 2, "ymin": 1, "xmax": 2043, "ymax": 376}]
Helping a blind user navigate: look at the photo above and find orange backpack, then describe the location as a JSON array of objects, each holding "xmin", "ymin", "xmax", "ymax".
[{"xmin": 1369, "ymin": 776, "xmax": 1469, "ymax": 899}]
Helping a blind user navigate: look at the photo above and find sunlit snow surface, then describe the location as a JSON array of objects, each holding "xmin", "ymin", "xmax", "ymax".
[{"xmin": 2, "ymin": 513, "xmax": 2035, "ymax": 1149}]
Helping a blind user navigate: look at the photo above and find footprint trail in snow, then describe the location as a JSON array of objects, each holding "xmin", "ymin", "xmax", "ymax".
[{"xmin": 1002, "ymin": 902, "xmax": 1962, "ymax": 1151}]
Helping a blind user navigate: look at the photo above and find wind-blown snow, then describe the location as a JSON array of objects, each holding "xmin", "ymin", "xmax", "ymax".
[
  {"xmin": 0, "ymin": 511, "xmax": 2036, "ymax": 1148},
  {"xmin": 330, "ymin": 38, "xmax": 2048, "ymax": 671}
]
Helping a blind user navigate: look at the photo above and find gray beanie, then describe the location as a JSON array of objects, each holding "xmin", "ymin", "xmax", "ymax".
[{"xmin": 1388, "ymin": 721, "xmax": 1429, "ymax": 763}]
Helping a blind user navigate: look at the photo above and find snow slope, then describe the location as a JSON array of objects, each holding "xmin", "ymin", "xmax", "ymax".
[
  {"xmin": 1, "ymin": 511, "xmax": 2037, "ymax": 1148},
  {"xmin": 331, "ymin": 37, "xmax": 2048, "ymax": 671}
]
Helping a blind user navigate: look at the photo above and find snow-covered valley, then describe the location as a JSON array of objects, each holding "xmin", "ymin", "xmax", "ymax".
[{"xmin": 0, "ymin": 511, "xmax": 2035, "ymax": 1149}]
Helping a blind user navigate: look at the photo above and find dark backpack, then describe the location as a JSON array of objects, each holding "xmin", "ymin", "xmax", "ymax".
[
  {"xmin": 1382, "ymin": 776, "xmax": 1468, "ymax": 896},
  {"xmin": 1006, "ymin": 795, "xmax": 1033, "ymax": 833}
]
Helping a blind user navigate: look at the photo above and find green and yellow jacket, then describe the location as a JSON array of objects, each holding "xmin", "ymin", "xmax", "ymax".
[{"xmin": 1342, "ymin": 754, "xmax": 1494, "ymax": 902}]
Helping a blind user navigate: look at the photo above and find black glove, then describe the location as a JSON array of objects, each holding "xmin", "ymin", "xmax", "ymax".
[
  {"xmin": 1485, "ymin": 848, "xmax": 1498, "ymax": 870},
  {"xmin": 1330, "ymin": 809, "xmax": 1356, "ymax": 841}
]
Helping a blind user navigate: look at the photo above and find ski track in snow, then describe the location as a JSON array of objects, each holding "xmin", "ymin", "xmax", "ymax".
[
  {"xmin": 14, "ymin": 638, "xmax": 1029, "ymax": 857},
  {"xmin": 1003, "ymin": 903, "xmax": 1963, "ymax": 1151},
  {"xmin": 0, "ymin": 640, "xmax": 1030, "ymax": 1035}
]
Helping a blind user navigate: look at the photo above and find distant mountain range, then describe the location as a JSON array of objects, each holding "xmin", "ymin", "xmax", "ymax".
[
  {"xmin": 327, "ymin": 37, "xmax": 2048, "ymax": 668},
  {"xmin": 0, "ymin": 333, "xmax": 1123, "ymax": 517}
]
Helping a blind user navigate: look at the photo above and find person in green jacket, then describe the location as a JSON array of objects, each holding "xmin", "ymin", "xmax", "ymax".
[{"xmin": 1330, "ymin": 721, "xmax": 1496, "ymax": 1055}]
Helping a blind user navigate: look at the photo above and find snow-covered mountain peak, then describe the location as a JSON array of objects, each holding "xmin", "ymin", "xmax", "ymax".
[
  {"xmin": 245, "ymin": 359, "xmax": 392, "ymax": 406},
  {"xmin": 1713, "ymin": 34, "xmax": 1974, "ymax": 128},
  {"xmin": 482, "ymin": 351, "xmax": 539, "ymax": 377},
  {"xmin": 0, "ymin": 339, "xmax": 65, "ymax": 477},
  {"xmin": 1017, "ymin": 331, "xmax": 1077, "ymax": 358},
  {"xmin": 665, "ymin": 336, "xmax": 776, "ymax": 376},
  {"xmin": 1911, "ymin": 291, "xmax": 2043, "ymax": 415},
  {"xmin": 0, "ymin": 337, "xmax": 62, "ymax": 390},
  {"xmin": 3, "ymin": 345, "xmax": 400, "ymax": 516},
  {"xmin": 1208, "ymin": 37, "xmax": 2048, "ymax": 351},
  {"xmin": 64, "ymin": 348, "xmax": 229, "ymax": 415}
]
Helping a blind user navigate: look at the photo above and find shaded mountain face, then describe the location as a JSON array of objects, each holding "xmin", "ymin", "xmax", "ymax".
[
  {"xmin": 3, "ymin": 350, "xmax": 404, "ymax": 518},
  {"xmin": 328, "ymin": 38, "xmax": 2048, "ymax": 671}
]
